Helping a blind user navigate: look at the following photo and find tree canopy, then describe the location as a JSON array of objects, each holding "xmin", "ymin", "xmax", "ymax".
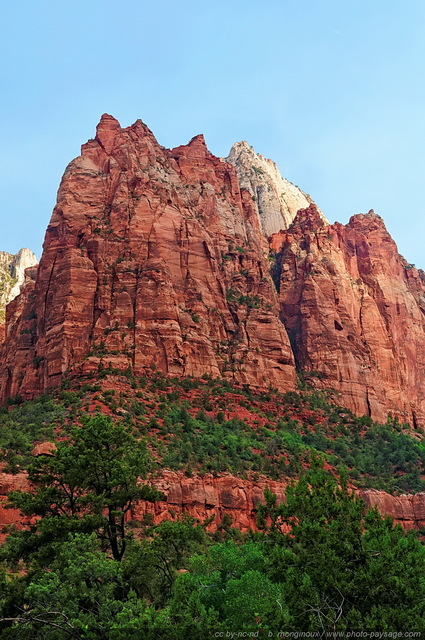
[
  {"xmin": 1, "ymin": 442, "xmax": 424, "ymax": 637},
  {"xmin": 5, "ymin": 414, "xmax": 163, "ymax": 563}
]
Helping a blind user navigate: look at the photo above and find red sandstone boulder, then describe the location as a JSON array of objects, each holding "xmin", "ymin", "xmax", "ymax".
[
  {"xmin": 31, "ymin": 441, "xmax": 57, "ymax": 457},
  {"xmin": 360, "ymin": 489, "xmax": 425, "ymax": 531}
]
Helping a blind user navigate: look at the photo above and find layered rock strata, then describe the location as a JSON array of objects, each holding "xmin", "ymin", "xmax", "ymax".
[
  {"xmin": 273, "ymin": 205, "xmax": 425, "ymax": 425},
  {"xmin": 1, "ymin": 116, "xmax": 425, "ymax": 428},
  {"xmin": 0, "ymin": 115, "xmax": 295, "ymax": 400},
  {"xmin": 1, "ymin": 467, "xmax": 424, "ymax": 540},
  {"xmin": 360, "ymin": 489, "xmax": 425, "ymax": 532}
]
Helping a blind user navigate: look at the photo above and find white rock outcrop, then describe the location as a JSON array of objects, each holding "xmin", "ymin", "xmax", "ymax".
[
  {"xmin": 0, "ymin": 248, "xmax": 38, "ymax": 307},
  {"xmin": 227, "ymin": 141, "xmax": 327, "ymax": 236}
]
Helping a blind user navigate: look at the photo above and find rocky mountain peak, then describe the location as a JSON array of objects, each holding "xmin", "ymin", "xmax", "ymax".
[
  {"xmin": 0, "ymin": 116, "xmax": 296, "ymax": 400},
  {"xmin": 0, "ymin": 248, "xmax": 37, "ymax": 305},
  {"xmin": 226, "ymin": 141, "xmax": 327, "ymax": 237},
  {"xmin": 1, "ymin": 116, "xmax": 425, "ymax": 428}
]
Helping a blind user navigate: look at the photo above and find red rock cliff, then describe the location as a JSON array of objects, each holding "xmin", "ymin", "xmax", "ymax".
[
  {"xmin": 2, "ymin": 468, "xmax": 424, "ymax": 539},
  {"xmin": 2, "ymin": 116, "xmax": 425, "ymax": 429},
  {"xmin": 0, "ymin": 115, "xmax": 295, "ymax": 400},
  {"xmin": 273, "ymin": 205, "xmax": 425, "ymax": 425}
]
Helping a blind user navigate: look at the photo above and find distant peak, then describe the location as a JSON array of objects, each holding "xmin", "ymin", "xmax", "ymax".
[
  {"xmin": 16, "ymin": 247, "xmax": 37, "ymax": 259},
  {"xmin": 188, "ymin": 134, "xmax": 207, "ymax": 146},
  {"xmin": 97, "ymin": 113, "xmax": 121, "ymax": 130},
  {"xmin": 227, "ymin": 140, "xmax": 259, "ymax": 162},
  {"xmin": 128, "ymin": 118, "xmax": 158, "ymax": 140},
  {"xmin": 95, "ymin": 114, "xmax": 122, "ymax": 154},
  {"xmin": 288, "ymin": 203, "xmax": 327, "ymax": 233},
  {"xmin": 231, "ymin": 140, "xmax": 254, "ymax": 152},
  {"xmin": 186, "ymin": 134, "xmax": 208, "ymax": 155},
  {"xmin": 171, "ymin": 134, "xmax": 209, "ymax": 160},
  {"xmin": 348, "ymin": 210, "xmax": 387, "ymax": 233},
  {"xmin": 227, "ymin": 141, "xmax": 327, "ymax": 236}
]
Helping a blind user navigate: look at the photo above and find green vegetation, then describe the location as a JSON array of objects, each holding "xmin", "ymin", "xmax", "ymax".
[
  {"xmin": 1, "ymin": 374, "xmax": 425, "ymax": 493},
  {"xmin": 251, "ymin": 165, "xmax": 265, "ymax": 175},
  {"xmin": 0, "ymin": 394, "xmax": 67, "ymax": 472},
  {"xmin": 5, "ymin": 414, "xmax": 163, "ymax": 563},
  {"xmin": 225, "ymin": 288, "xmax": 261, "ymax": 309},
  {"xmin": 1, "ymin": 465, "xmax": 424, "ymax": 637}
]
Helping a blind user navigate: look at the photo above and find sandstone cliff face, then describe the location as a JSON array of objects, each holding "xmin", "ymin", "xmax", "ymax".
[
  {"xmin": 360, "ymin": 489, "xmax": 425, "ymax": 531},
  {"xmin": 0, "ymin": 249, "xmax": 37, "ymax": 342},
  {"xmin": 227, "ymin": 141, "xmax": 326, "ymax": 237},
  {"xmin": 0, "ymin": 469, "xmax": 31, "ymax": 543},
  {"xmin": 137, "ymin": 480, "xmax": 425, "ymax": 533},
  {"xmin": 273, "ymin": 205, "xmax": 425, "ymax": 425},
  {"xmin": 132, "ymin": 471, "xmax": 288, "ymax": 532},
  {"xmin": 0, "ymin": 115, "xmax": 295, "ymax": 400},
  {"xmin": 1, "ymin": 466, "xmax": 424, "ymax": 539},
  {"xmin": 1, "ymin": 115, "xmax": 425, "ymax": 429}
]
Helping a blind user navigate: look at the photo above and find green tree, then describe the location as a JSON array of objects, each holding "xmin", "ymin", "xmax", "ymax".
[
  {"xmin": 0, "ymin": 534, "xmax": 153, "ymax": 640},
  {"xmin": 157, "ymin": 465, "xmax": 425, "ymax": 635},
  {"xmin": 162, "ymin": 540, "xmax": 287, "ymax": 637},
  {"xmin": 258, "ymin": 464, "xmax": 425, "ymax": 632},
  {"xmin": 5, "ymin": 414, "xmax": 163, "ymax": 563},
  {"xmin": 122, "ymin": 516, "xmax": 209, "ymax": 606}
]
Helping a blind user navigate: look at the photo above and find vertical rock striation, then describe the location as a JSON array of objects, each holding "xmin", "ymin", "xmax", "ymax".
[
  {"xmin": 1, "ymin": 117, "xmax": 425, "ymax": 428},
  {"xmin": 0, "ymin": 116, "xmax": 295, "ymax": 400},
  {"xmin": 273, "ymin": 205, "xmax": 425, "ymax": 425}
]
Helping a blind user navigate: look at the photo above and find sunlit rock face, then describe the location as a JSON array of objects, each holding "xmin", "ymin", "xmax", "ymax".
[
  {"xmin": 227, "ymin": 140, "xmax": 326, "ymax": 237},
  {"xmin": 273, "ymin": 205, "xmax": 425, "ymax": 426},
  {"xmin": 1, "ymin": 116, "xmax": 425, "ymax": 429},
  {"xmin": 0, "ymin": 115, "xmax": 296, "ymax": 400}
]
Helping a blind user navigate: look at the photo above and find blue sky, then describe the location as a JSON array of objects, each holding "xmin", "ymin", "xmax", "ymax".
[{"xmin": 2, "ymin": 1, "xmax": 425, "ymax": 267}]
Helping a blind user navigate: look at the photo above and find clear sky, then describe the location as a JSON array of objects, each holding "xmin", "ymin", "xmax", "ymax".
[{"xmin": 1, "ymin": 1, "xmax": 425, "ymax": 267}]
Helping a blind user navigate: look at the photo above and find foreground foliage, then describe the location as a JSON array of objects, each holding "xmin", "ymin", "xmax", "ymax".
[
  {"xmin": 1, "ymin": 374, "xmax": 425, "ymax": 635},
  {"xmin": 1, "ymin": 459, "xmax": 424, "ymax": 637},
  {"xmin": 5, "ymin": 414, "xmax": 163, "ymax": 563}
]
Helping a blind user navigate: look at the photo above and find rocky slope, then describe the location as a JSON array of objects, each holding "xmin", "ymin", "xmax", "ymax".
[
  {"xmin": 273, "ymin": 205, "xmax": 425, "ymax": 425},
  {"xmin": 227, "ymin": 141, "xmax": 326, "ymax": 236},
  {"xmin": 0, "ymin": 115, "xmax": 295, "ymax": 401},
  {"xmin": 0, "ymin": 248, "xmax": 37, "ymax": 342}
]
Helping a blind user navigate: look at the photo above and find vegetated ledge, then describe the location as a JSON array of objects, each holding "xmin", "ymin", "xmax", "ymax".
[{"xmin": 0, "ymin": 371, "xmax": 424, "ymax": 539}]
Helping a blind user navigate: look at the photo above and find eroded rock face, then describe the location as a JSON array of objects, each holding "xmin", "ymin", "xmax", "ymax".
[
  {"xmin": 274, "ymin": 205, "xmax": 425, "ymax": 425},
  {"xmin": 0, "ymin": 249, "xmax": 37, "ymax": 342},
  {"xmin": 227, "ymin": 141, "xmax": 326, "ymax": 237},
  {"xmin": 1, "ymin": 115, "xmax": 425, "ymax": 428},
  {"xmin": 132, "ymin": 471, "xmax": 289, "ymax": 532},
  {"xmin": 137, "ymin": 479, "xmax": 425, "ymax": 532},
  {"xmin": 0, "ymin": 469, "xmax": 31, "ymax": 543},
  {"xmin": 0, "ymin": 115, "xmax": 296, "ymax": 400},
  {"xmin": 1, "ymin": 467, "xmax": 424, "ymax": 538},
  {"xmin": 360, "ymin": 490, "xmax": 425, "ymax": 531}
]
